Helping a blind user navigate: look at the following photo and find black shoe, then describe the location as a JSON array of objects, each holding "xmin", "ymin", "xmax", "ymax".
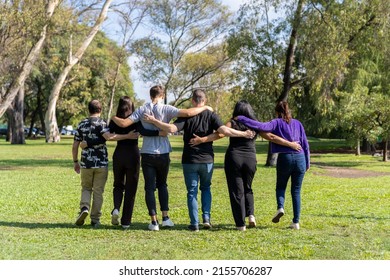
[
  {"xmin": 188, "ymin": 225, "xmax": 199, "ymax": 232},
  {"xmin": 75, "ymin": 207, "xmax": 89, "ymax": 226},
  {"xmin": 91, "ymin": 221, "xmax": 101, "ymax": 228},
  {"xmin": 203, "ymin": 219, "xmax": 212, "ymax": 229}
]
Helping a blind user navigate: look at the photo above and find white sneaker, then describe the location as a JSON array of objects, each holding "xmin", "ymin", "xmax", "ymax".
[
  {"xmin": 111, "ymin": 209, "xmax": 119, "ymax": 226},
  {"xmin": 148, "ymin": 222, "xmax": 160, "ymax": 231},
  {"xmin": 162, "ymin": 218, "xmax": 174, "ymax": 227},
  {"xmin": 248, "ymin": 215, "xmax": 256, "ymax": 228},
  {"xmin": 290, "ymin": 222, "xmax": 300, "ymax": 230},
  {"xmin": 272, "ymin": 208, "xmax": 285, "ymax": 223},
  {"xmin": 236, "ymin": 226, "xmax": 246, "ymax": 231},
  {"xmin": 122, "ymin": 224, "xmax": 130, "ymax": 229}
]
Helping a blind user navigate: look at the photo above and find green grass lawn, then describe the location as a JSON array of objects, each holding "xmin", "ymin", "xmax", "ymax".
[{"xmin": 0, "ymin": 136, "xmax": 389, "ymax": 260}]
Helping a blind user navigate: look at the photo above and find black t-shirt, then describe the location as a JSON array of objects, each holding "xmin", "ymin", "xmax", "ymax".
[{"xmin": 174, "ymin": 110, "xmax": 223, "ymax": 164}]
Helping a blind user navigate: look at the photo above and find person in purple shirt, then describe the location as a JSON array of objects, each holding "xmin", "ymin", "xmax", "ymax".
[{"xmin": 237, "ymin": 101, "xmax": 310, "ymax": 230}]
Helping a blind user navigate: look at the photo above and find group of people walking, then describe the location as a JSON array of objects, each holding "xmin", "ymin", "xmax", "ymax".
[{"xmin": 71, "ymin": 85, "xmax": 310, "ymax": 231}]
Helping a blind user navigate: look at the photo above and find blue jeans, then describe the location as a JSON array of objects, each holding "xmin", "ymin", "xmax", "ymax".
[
  {"xmin": 276, "ymin": 153, "xmax": 306, "ymax": 223},
  {"xmin": 182, "ymin": 163, "xmax": 213, "ymax": 226}
]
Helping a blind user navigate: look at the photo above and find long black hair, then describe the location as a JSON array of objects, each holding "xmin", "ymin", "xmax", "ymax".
[
  {"xmin": 116, "ymin": 96, "xmax": 134, "ymax": 119},
  {"xmin": 231, "ymin": 100, "xmax": 257, "ymax": 130}
]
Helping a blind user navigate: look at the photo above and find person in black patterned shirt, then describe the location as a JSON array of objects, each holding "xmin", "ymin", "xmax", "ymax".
[{"xmin": 72, "ymin": 100, "xmax": 109, "ymax": 228}]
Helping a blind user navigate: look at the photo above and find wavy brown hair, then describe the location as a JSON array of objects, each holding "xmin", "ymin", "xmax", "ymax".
[{"xmin": 275, "ymin": 101, "xmax": 292, "ymax": 124}]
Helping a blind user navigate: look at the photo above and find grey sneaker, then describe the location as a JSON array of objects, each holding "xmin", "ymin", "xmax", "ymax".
[
  {"xmin": 248, "ymin": 215, "xmax": 256, "ymax": 228},
  {"xmin": 202, "ymin": 219, "xmax": 212, "ymax": 229},
  {"xmin": 111, "ymin": 209, "xmax": 119, "ymax": 226},
  {"xmin": 75, "ymin": 207, "xmax": 88, "ymax": 226},
  {"xmin": 162, "ymin": 218, "xmax": 174, "ymax": 227},
  {"xmin": 272, "ymin": 208, "xmax": 285, "ymax": 223},
  {"xmin": 148, "ymin": 222, "xmax": 160, "ymax": 231},
  {"xmin": 290, "ymin": 222, "xmax": 300, "ymax": 230}
]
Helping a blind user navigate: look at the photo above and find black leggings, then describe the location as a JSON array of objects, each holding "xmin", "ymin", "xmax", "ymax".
[
  {"xmin": 112, "ymin": 145, "xmax": 140, "ymax": 225},
  {"xmin": 224, "ymin": 152, "xmax": 257, "ymax": 227}
]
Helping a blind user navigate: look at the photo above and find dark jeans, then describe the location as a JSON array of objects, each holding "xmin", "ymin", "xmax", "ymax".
[
  {"xmin": 141, "ymin": 153, "xmax": 170, "ymax": 216},
  {"xmin": 276, "ymin": 153, "xmax": 306, "ymax": 223},
  {"xmin": 112, "ymin": 145, "xmax": 140, "ymax": 226}
]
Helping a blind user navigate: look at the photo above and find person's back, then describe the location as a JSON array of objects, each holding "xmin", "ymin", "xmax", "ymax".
[
  {"xmin": 178, "ymin": 110, "xmax": 223, "ymax": 164},
  {"xmin": 130, "ymin": 102, "xmax": 178, "ymax": 154},
  {"xmin": 76, "ymin": 116, "xmax": 108, "ymax": 168},
  {"xmin": 227, "ymin": 119, "xmax": 256, "ymax": 155}
]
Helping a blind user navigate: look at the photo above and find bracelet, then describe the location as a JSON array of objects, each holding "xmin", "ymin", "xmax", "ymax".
[{"xmin": 73, "ymin": 160, "xmax": 78, "ymax": 163}]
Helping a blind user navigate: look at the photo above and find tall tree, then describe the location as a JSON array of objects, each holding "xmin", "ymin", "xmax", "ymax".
[
  {"xmin": 132, "ymin": 0, "xmax": 231, "ymax": 104},
  {"xmin": 0, "ymin": 0, "xmax": 60, "ymax": 118},
  {"xmin": 45, "ymin": 0, "xmax": 113, "ymax": 142}
]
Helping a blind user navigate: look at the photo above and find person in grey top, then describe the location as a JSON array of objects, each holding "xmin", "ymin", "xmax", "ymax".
[{"xmin": 111, "ymin": 85, "xmax": 212, "ymax": 231}]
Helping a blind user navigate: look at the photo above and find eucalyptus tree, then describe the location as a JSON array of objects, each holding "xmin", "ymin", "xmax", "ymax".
[
  {"xmin": 131, "ymin": 0, "xmax": 232, "ymax": 104},
  {"xmin": 104, "ymin": 0, "xmax": 148, "ymax": 123},
  {"xmin": 0, "ymin": 0, "xmax": 60, "ymax": 144},
  {"xmin": 45, "ymin": 0, "xmax": 113, "ymax": 142}
]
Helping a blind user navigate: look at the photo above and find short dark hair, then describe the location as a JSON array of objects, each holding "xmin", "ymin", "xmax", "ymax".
[
  {"xmin": 88, "ymin": 100, "xmax": 102, "ymax": 114},
  {"xmin": 116, "ymin": 96, "xmax": 134, "ymax": 119},
  {"xmin": 192, "ymin": 89, "xmax": 206, "ymax": 104},
  {"xmin": 150, "ymin": 85, "xmax": 165, "ymax": 99}
]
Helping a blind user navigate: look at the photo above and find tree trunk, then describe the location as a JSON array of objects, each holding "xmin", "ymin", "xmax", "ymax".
[
  {"xmin": 383, "ymin": 139, "xmax": 388, "ymax": 162},
  {"xmin": 106, "ymin": 61, "xmax": 122, "ymax": 124},
  {"xmin": 45, "ymin": 0, "xmax": 113, "ymax": 142},
  {"xmin": 0, "ymin": 0, "xmax": 59, "ymax": 118},
  {"xmin": 265, "ymin": 142, "xmax": 278, "ymax": 167},
  {"xmin": 356, "ymin": 138, "xmax": 361, "ymax": 156},
  {"xmin": 266, "ymin": 0, "xmax": 304, "ymax": 165},
  {"xmin": 277, "ymin": 0, "xmax": 304, "ymax": 103},
  {"xmin": 10, "ymin": 87, "xmax": 26, "ymax": 144}
]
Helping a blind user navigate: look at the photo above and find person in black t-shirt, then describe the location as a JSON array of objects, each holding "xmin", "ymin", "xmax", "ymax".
[{"xmin": 143, "ymin": 89, "xmax": 255, "ymax": 231}]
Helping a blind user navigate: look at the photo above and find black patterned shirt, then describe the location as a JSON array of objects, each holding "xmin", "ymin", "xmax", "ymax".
[{"xmin": 74, "ymin": 117, "xmax": 108, "ymax": 168}]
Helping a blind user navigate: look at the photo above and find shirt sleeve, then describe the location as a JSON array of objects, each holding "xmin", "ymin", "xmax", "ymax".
[
  {"xmin": 173, "ymin": 118, "xmax": 186, "ymax": 131},
  {"xmin": 165, "ymin": 105, "xmax": 180, "ymax": 120},
  {"xmin": 129, "ymin": 107, "xmax": 142, "ymax": 123},
  {"xmin": 237, "ymin": 116, "xmax": 276, "ymax": 132},
  {"xmin": 299, "ymin": 122, "xmax": 310, "ymax": 170},
  {"xmin": 211, "ymin": 112, "xmax": 224, "ymax": 130}
]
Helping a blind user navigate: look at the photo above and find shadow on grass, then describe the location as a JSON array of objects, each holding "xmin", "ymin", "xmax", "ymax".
[
  {"xmin": 311, "ymin": 161, "xmax": 364, "ymax": 168},
  {"xmin": 0, "ymin": 221, "xmax": 274, "ymax": 231},
  {"xmin": 0, "ymin": 159, "xmax": 72, "ymax": 169},
  {"xmin": 309, "ymin": 214, "xmax": 390, "ymax": 221}
]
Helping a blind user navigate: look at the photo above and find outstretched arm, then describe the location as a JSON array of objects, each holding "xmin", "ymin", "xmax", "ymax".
[
  {"xmin": 189, "ymin": 132, "xmax": 224, "ymax": 147},
  {"xmin": 217, "ymin": 125, "xmax": 255, "ymax": 139},
  {"xmin": 260, "ymin": 132, "xmax": 301, "ymax": 151},
  {"xmin": 177, "ymin": 106, "xmax": 213, "ymax": 117},
  {"xmin": 102, "ymin": 131, "xmax": 139, "ymax": 141},
  {"xmin": 143, "ymin": 113, "xmax": 178, "ymax": 133},
  {"xmin": 111, "ymin": 116, "xmax": 134, "ymax": 128}
]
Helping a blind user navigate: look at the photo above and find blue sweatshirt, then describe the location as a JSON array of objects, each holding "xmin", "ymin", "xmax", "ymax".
[{"xmin": 237, "ymin": 116, "xmax": 310, "ymax": 170}]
